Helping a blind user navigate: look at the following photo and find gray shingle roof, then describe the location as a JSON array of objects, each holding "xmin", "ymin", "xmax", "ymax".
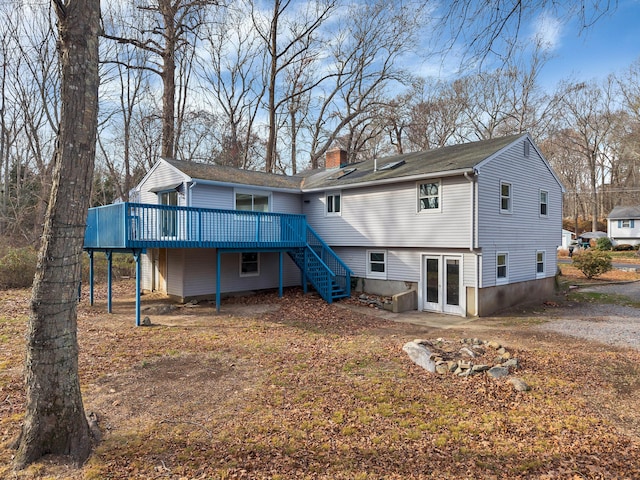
[
  {"xmin": 608, "ymin": 205, "xmax": 640, "ymax": 219},
  {"xmin": 300, "ymin": 135, "xmax": 523, "ymax": 190},
  {"xmin": 164, "ymin": 134, "xmax": 524, "ymax": 192},
  {"xmin": 164, "ymin": 158, "xmax": 304, "ymax": 190}
]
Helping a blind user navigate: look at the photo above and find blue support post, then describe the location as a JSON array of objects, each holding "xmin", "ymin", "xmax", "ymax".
[
  {"xmin": 302, "ymin": 248, "xmax": 308, "ymax": 294},
  {"xmin": 134, "ymin": 250, "xmax": 141, "ymax": 327},
  {"xmin": 106, "ymin": 250, "xmax": 113, "ymax": 313},
  {"xmin": 216, "ymin": 249, "xmax": 221, "ymax": 313},
  {"xmin": 278, "ymin": 251, "xmax": 283, "ymax": 298},
  {"xmin": 89, "ymin": 250, "xmax": 94, "ymax": 306}
]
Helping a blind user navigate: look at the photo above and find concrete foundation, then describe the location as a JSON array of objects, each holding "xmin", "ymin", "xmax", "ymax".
[
  {"xmin": 355, "ymin": 277, "xmax": 417, "ymax": 297},
  {"xmin": 477, "ymin": 276, "xmax": 556, "ymax": 316}
]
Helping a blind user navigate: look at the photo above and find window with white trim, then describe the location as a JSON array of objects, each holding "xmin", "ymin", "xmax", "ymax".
[
  {"xmin": 418, "ymin": 181, "xmax": 440, "ymax": 212},
  {"xmin": 500, "ymin": 182, "xmax": 512, "ymax": 213},
  {"xmin": 326, "ymin": 192, "xmax": 341, "ymax": 216},
  {"xmin": 621, "ymin": 219, "xmax": 632, "ymax": 228},
  {"xmin": 496, "ymin": 253, "xmax": 508, "ymax": 284},
  {"xmin": 159, "ymin": 190, "xmax": 178, "ymax": 237},
  {"xmin": 240, "ymin": 252, "xmax": 260, "ymax": 277},
  {"xmin": 539, "ymin": 190, "xmax": 548, "ymax": 217},
  {"xmin": 366, "ymin": 250, "xmax": 387, "ymax": 279},
  {"xmin": 536, "ymin": 251, "xmax": 545, "ymax": 276},
  {"xmin": 235, "ymin": 191, "xmax": 270, "ymax": 212}
]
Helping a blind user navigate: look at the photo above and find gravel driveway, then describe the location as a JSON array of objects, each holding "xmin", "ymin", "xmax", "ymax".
[{"xmin": 537, "ymin": 281, "xmax": 640, "ymax": 351}]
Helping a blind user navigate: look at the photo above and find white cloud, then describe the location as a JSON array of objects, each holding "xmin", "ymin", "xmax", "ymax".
[{"xmin": 533, "ymin": 11, "xmax": 563, "ymax": 52}]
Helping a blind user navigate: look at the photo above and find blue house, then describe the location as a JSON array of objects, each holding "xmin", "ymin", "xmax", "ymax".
[{"xmin": 84, "ymin": 133, "xmax": 564, "ymax": 323}]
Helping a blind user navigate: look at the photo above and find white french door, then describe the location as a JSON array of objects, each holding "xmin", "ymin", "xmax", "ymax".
[{"xmin": 423, "ymin": 255, "xmax": 463, "ymax": 315}]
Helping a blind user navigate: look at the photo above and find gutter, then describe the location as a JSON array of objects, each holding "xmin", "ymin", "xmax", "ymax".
[
  {"xmin": 301, "ymin": 167, "xmax": 477, "ymax": 193},
  {"xmin": 184, "ymin": 177, "xmax": 302, "ymax": 194}
]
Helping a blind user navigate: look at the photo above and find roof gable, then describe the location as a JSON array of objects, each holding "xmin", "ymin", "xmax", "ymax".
[{"xmin": 608, "ymin": 205, "xmax": 640, "ymax": 219}]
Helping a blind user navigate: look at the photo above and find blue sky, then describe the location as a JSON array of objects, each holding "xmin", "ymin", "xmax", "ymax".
[{"xmin": 535, "ymin": 0, "xmax": 640, "ymax": 89}]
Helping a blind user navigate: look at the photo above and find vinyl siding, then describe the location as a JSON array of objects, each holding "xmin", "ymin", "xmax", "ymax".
[
  {"xmin": 476, "ymin": 140, "xmax": 562, "ymax": 287},
  {"xmin": 332, "ymin": 246, "xmax": 476, "ymax": 287},
  {"xmin": 190, "ymin": 184, "xmax": 233, "ymax": 209},
  {"xmin": 304, "ymin": 176, "xmax": 472, "ymax": 249},
  {"xmin": 173, "ymin": 249, "xmax": 301, "ymax": 297},
  {"xmin": 138, "ymin": 162, "xmax": 188, "ymax": 205},
  {"xmin": 141, "ymin": 252, "xmax": 152, "ymax": 291},
  {"xmin": 190, "ymin": 183, "xmax": 302, "ymax": 214}
]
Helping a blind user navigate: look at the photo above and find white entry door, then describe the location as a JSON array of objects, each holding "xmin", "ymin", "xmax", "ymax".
[
  {"xmin": 423, "ymin": 255, "xmax": 463, "ymax": 315},
  {"xmin": 443, "ymin": 256, "xmax": 462, "ymax": 315}
]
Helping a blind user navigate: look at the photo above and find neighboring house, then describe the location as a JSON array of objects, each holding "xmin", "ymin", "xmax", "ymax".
[
  {"xmin": 84, "ymin": 133, "xmax": 564, "ymax": 321},
  {"xmin": 607, "ymin": 206, "xmax": 640, "ymax": 246}
]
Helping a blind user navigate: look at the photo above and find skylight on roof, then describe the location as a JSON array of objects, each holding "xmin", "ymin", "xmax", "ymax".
[
  {"xmin": 378, "ymin": 160, "xmax": 405, "ymax": 171},
  {"xmin": 328, "ymin": 168, "xmax": 356, "ymax": 180}
]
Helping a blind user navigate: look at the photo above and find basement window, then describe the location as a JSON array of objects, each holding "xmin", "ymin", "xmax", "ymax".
[
  {"xmin": 240, "ymin": 252, "xmax": 260, "ymax": 277},
  {"xmin": 367, "ymin": 250, "xmax": 387, "ymax": 280}
]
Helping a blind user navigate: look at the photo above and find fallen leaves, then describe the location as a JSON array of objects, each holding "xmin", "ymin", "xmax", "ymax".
[{"xmin": 1, "ymin": 284, "xmax": 640, "ymax": 479}]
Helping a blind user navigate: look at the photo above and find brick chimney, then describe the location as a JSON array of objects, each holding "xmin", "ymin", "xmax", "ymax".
[{"xmin": 325, "ymin": 148, "xmax": 347, "ymax": 169}]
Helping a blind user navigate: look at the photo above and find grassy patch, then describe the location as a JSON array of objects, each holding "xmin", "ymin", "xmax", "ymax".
[{"xmin": 567, "ymin": 290, "xmax": 640, "ymax": 308}]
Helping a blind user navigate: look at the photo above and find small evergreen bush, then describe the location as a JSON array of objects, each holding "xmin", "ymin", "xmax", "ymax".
[
  {"xmin": 572, "ymin": 249, "xmax": 613, "ymax": 279},
  {"xmin": 595, "ymin": 237, "xmax": 613, "ymax": 251}
]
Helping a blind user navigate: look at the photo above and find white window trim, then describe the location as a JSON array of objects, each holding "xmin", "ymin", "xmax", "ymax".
[
  {"xmin": 417, "ymin": 180, "xmax": 442, "ymax": 213},
  {"xmin": 539, "ymin": 189, "xmax": 548, "ymax": 217},
  {"xmin": 326, "ymin": 191, "xmax": 342, "ymax": 216},
  {"xmin": 366, "ymin": 249, "xmax": 387, "ymax": 280},
  {"xmin": 496, "ymin": 252, "xmax": 508, "ymax": 285},
  {"xmin": 621, "ymin": 219, "xmax": 631, "ymax": 228},
  {"xmin": 239, "ymin": 252, "xmax": 260, "ymax": 277},
  {"xmin": 536, "ymin": 250, "xmax": 546, "ymax": 278},
  {"xmin": 234, "ymin": 189, "xmax": 271, "ymax": 212},
  {"xmin": 500, "ymin": 181, "xmax": 512, "ymax": 214}
]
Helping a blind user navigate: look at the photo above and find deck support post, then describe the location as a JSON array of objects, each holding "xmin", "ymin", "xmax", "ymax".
[
  {"xmin": 302, "ymin": 248, "xmax": 308, "ymax": 294},
  {"xmin": 106, "ymin": 250, "xmax": 113, "ymax": 313},
  {"xmin": 216, "ymin": 249, "xmax": 221, "ymax": 313},
  {"xmin": 278, "ymin": 251, "xmax": 283, "ymax": 298},
  {"xmin": 89, "ymin": 250, "xmax": 94, "ymax": 306},
  {"xmin": 134, "ymin": 250, "xmax": 141, "ymax": 327}
]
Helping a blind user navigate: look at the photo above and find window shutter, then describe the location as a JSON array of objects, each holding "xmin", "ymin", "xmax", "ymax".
[
  {"xmin": 632, "ymin": 220, "xmax": 635, "ymax": 228},
  {"xmin": 618, "ymin": 220, "xmax": 622, "ymax": 228}
]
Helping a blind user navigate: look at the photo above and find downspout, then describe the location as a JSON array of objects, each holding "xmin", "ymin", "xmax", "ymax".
[
  {"xmin": 464, "ymin": 170, "xmax": 479, "ymax": 316},
  {"xmin": 188, "ymin": 180, "xmax": 196, "ymax": 207},
  {"xmin": 463, "ymin": 171, "xmax": 476, "ymax": 251}
]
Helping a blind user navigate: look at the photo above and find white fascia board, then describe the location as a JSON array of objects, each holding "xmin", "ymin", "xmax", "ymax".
[
  {"xmin": 300, "ymin": 168, "xmax": 476, "ymax": 193},
  {"xmin": 190, "ymin": 178, "xmax": 301, "ymax": 194}
]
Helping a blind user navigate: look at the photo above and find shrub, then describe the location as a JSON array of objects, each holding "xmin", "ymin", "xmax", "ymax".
[
  {"xmin": 572, "ymin": 249, "xmax": 613, "ymax": 279},
  {"xmin": 613, "ymin": 244, "xmax": 634, "ymax": 251},
  {"xmin": 595, "ymin": 237, "xmax": 613, "ymax": 251},
  {"xmin": 0, "ymin": 246, "xmax": 38, "ymax": 289}
]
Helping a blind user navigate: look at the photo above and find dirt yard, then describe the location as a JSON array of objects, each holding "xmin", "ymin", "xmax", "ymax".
[{"xmin": 1, "ymin": 267, "xmax": 640, "ymax": 479}]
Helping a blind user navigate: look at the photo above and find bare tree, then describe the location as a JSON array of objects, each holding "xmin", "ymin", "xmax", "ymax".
[
  {"xmin": 13, "ymin": 0, "xmax": 100, "ymax": 468},
  {"xmin": 102, "ymin": 0, "xmax": 219, "ymax": 159},
  {"xmin": 307, "ymin": 0, "xmax": 425, "ymax": 167},
  {"xmin": 198, "ymin": 3, "xmax": 265, "ymax": 169},
  {"xmin": 550, "ymin": 79, "xmax": 614, "ymax": 231},
  {"xmin": 250, "ymin": 0, "xmax": 337, "ymax": 173}
]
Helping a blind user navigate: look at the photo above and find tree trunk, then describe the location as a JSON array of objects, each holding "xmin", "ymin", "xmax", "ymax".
[
  {"xmin": 264, "ymin": 0, "xmax": 279, "ymax": 174},
  {"xmin": 160, "ymin": 0, "xmax": 176, "ymax": 159},
  {"xmin": 13, "ymin": 0, "xmax": 100, "ymax": 469}
]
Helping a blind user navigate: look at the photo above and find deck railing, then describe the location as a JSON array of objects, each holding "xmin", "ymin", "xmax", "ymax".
[{"xmin": 84, "ymin": 202, "xmax": 307, "ymax": 249}]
